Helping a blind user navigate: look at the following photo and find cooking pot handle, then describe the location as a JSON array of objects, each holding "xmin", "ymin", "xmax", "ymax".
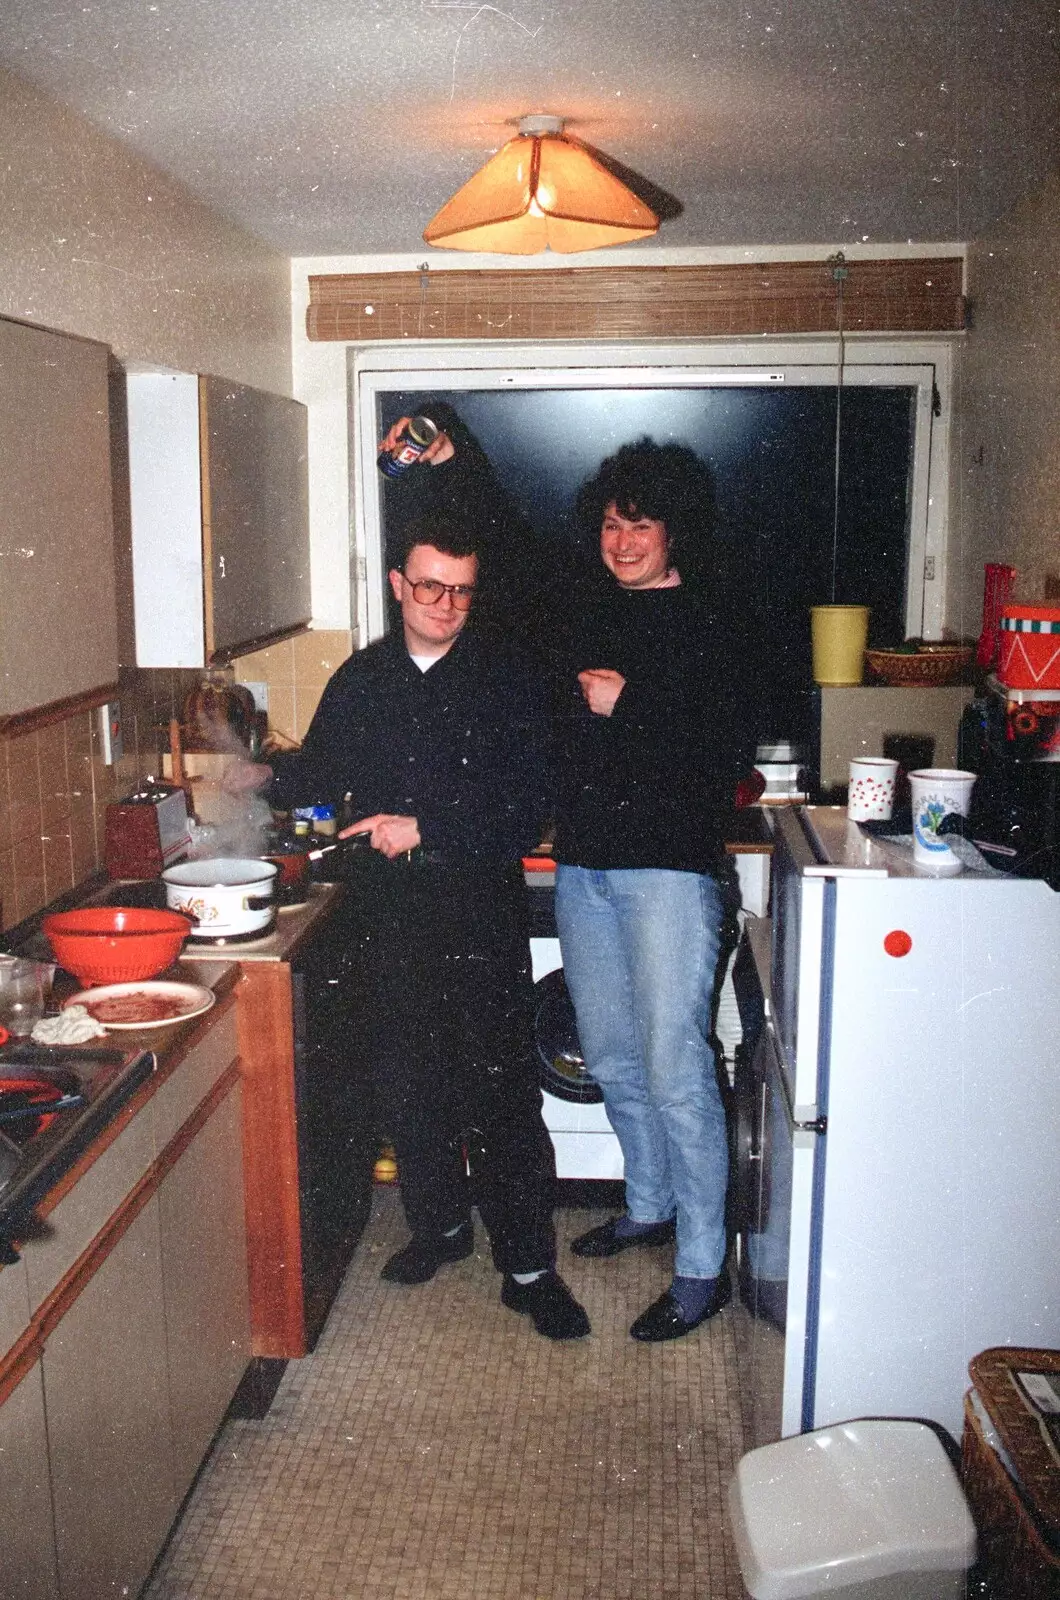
[{"xmin": 245, "ymin": 895, "xmax": 274, "ymax": 911}]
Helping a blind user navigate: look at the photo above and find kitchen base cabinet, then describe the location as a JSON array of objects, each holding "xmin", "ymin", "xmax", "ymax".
[
  {"xmin": 159, "ymin": 1081, "xmax": 250, "ymax": 1498},
  {"xmin": 0, "ymin": 1361, "xmax": 59, "ymax": 1600},
  {"xmin": 0, "ymin": 989, "xmax": 252, "ymax": 1600},
  {"xmin": 193, "ymin": 889, "xmax": 374, "ymax": 1378},
  {"xmin": 44, "ymin": 1198, "xmax": 176, "ymax": 1600}
]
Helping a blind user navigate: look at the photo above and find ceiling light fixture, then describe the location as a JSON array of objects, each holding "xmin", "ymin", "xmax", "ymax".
[{"xmin": 423, "ymin": 114, "xmax": 659, "ymax": 255}]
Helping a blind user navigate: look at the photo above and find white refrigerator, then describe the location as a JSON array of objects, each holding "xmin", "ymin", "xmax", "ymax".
[{"xmin": 738, "ymin": 804, "xmax": 1060, "ymax": 1445}]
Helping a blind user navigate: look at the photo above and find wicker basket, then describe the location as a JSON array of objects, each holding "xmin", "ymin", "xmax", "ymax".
[
  {"xmin": 865, "ymin": 645, "xmax": 974, "ymax": 687},
  {"xmin": 961, "ymin": 1347, "xmax": 1060, "ymax": 1600}
]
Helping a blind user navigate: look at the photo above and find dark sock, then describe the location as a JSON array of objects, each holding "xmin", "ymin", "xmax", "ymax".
[
  {"xmin": 614, "ymin": 1213, "xmax": 671, "ymax": 1240},
  {"xmin": 671, "ymin": 1274, "xmax": 717, "ymax": 1321}
]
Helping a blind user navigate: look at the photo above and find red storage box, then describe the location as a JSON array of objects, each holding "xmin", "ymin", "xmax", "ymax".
[{"xmin": 998, "ymin": 607, "xmax": 1060, "ymax": 689}]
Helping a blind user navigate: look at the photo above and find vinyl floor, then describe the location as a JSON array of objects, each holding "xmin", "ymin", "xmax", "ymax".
[{"xmin": 145, "ymin": 1187, "xmax": 751, "ymax": 1600}]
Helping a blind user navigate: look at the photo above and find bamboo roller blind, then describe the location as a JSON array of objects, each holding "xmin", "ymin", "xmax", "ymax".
[{"xmin": 306, "ymin": 258, "xmax": 964, "ymax": 343}]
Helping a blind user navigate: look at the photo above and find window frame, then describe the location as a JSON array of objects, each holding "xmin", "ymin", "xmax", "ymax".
[{"xmin": 351, "ymin": 338, "xmax": 952, "ymax": 646}]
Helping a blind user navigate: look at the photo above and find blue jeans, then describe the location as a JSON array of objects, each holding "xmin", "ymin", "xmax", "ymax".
[{"xmin": 554, "ymin": 866, "xmax": 729, "ymax": 1279}]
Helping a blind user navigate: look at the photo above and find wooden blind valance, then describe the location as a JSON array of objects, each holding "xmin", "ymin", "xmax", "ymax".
[{"xmin": 306, "ymin": 258, "xmax": 965, "ymax": 343}]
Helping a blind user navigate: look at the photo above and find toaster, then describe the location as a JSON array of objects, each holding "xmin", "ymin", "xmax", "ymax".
[{"xmin": 104, "ymin": 784, "xmax": 191, "ymax": 879}]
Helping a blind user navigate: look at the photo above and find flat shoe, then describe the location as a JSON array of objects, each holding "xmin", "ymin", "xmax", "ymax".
[
  {"xmin": 570, "ymin": 1215, "xmax": 676, "ymax": 1258},
  {"xmin": 629, "ymin": 1276, "xmax": 732, "ymax": 1342},
  {"xmin": 381, "ymin": 1224, "xmax": 474, "ymax": 1285},
  {"xmin": 501, "ymin": 1270, "xmax": 591, "ymax": 1340}
]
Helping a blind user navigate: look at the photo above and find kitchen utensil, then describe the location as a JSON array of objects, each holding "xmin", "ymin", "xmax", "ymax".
[
  {"xmin": 307, "ymin": 830, "xmax": 373, "ymax": 861},
  {"xmin": 810, "ymin": 606, "xmax": 870, "ymax": 685},
  {"xmin": 104, "ymin": 782, "xmax": 191, "ymax": 878},
  {"xmin": 865, "ymin": 644, "xmax": 973, "ymax": 687},
  {"xmin": 997, "ymin": 606, "xmax": 1060, "ymax": 690},
  {"xmin": 42, "ymin": 907, "xmax": 192, "ymax": 986},
  {"xmin": 0, "ymin": 1073, "xmax": 85, "ymax": 1144},
  {"xmin": 162, "ymin": 857, "xmax": 277, "ymax": 938},
  {"xmin": 976, "ymin": 563, "xmax": 1017, "ymax": 670},
  {"xmin": 62, "ymin": 981, "xmax": 215, "ymax": 1030},
  {"xmin": 909, "ymin": 768, "xmax": 976, "ymax": 871},
  {"xmin": 847, "ymin": 757, "xmax": 898, "ymax": 821},
  {"xmin": 0, "ymin": 959, "xmax": 47, "ymax": 1037}
]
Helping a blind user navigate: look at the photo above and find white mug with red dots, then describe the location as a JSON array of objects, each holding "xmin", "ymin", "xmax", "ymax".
[{"xmin": 847, "ymin": 757, "xmax": 899, "ymax": 822}]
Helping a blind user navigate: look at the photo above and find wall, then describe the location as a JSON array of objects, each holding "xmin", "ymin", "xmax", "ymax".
[
  {"xmin": 0, "ymin": 69, "xmax": 292, "ymax": 931},
  {"xmin": 952, "ymin": 170, "xmax": 1060, "ymax": 640},
  {"xmin": 0, "ymin": 67, "xmax": 290, "ymax": 393}
]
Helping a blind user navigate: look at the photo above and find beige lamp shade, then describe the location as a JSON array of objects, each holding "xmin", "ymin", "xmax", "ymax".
[{"xmin": 423, "ymin": 125, "xmax": 659, "ymax": 254}]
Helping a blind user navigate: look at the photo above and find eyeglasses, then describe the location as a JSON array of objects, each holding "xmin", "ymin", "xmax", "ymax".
[{"xmin": 404, "ymin": 577, "xmax": 477, "ymax": 611}]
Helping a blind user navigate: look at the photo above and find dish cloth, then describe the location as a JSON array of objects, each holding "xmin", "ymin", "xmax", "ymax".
[
  {"xmin": 858, "ymin": 818, "xmax": 1006, "ymax": 876},
  {"xmin": 31, "ymin": 1005, "xmax": 108, "ymax": 1044}
]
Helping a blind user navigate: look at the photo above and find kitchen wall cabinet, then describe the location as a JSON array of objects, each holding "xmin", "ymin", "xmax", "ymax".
[
  {"xmin": 127, "ymin": 371, "xmax": 311, "ymax": 668},
  {"xmin": 0, "ymin": 316, "xmax": 118, "ymax": 719}
]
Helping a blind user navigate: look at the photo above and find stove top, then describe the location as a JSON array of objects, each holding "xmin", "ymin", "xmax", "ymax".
[{"xmin": 0, "ymin": 1040, "xmax": 155, "ymax": 1251}]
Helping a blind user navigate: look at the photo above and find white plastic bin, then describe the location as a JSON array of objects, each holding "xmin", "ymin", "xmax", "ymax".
[{"xmin": 728, "ymin": 1419, "xmax": 976, "ymax": 1599}]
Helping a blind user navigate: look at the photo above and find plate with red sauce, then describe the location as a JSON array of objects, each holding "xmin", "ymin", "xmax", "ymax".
[{"xmin": 62, "ymin": 981, "xmax": 215, "ymax": 1030}]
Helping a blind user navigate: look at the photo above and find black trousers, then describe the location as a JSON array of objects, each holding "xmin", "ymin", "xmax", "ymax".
[{"xmin": 343, "ymin": 855, "xmax": 557, "ymax": 1276}]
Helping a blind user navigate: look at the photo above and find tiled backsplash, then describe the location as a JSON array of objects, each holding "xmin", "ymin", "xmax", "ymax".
[
  {"xmin": 233, "ymin": 629, "xmax": 353, "ymax": 746},
  {"xmin": 0, "ymin": 634, "xmax": 352, "ymax": 932}
]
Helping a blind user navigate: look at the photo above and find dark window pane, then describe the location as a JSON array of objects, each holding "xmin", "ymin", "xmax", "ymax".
[{"xmin": 377, "ymin": 385, "xmax": 915, "ymax": 743}]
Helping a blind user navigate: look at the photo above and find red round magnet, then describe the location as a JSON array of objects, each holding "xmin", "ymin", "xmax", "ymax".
[{"xmin": 883, "ymin": 930, "xmax": 913, "ymax": 958}]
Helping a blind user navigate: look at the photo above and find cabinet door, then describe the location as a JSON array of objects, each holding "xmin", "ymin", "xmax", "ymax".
[
  {"xmin": 43, "ymin": 1198, "xmax": 176, "ymax": 1600},
  {"xmin": 158, "ymin": 1081, "xmax": 250, "ymax": 1499},
  {"xmin": 201, "ymin": 376, "xmax": 311, "ymax": 658},
  {"xmin": 0, "ymin": 1361, "xmax": 59, "ymax": 1600},
  {"xmin": 0, "ymin": 318, "xmax": 117, "ymax": 716}
]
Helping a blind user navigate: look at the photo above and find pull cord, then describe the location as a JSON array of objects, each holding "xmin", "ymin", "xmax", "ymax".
[{"xmin": 827, "ymin": 252, "xmax": 848, "ymax": 604}]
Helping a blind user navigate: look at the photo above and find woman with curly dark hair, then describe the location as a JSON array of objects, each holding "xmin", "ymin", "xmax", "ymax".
[{"xmin": 552, "ymin": 436, "xmax": 761, "ymax": 1341}]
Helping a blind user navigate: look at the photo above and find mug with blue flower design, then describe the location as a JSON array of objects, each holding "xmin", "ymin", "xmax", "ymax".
[{"xmin": 909, "ymin": 769, "xmax": 976, "ymax": 871}]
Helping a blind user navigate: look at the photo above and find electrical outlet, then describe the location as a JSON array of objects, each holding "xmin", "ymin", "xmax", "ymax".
[
  {"xmin": 98, "ymin": 702, "xmax": 123, "ymax": 766},
  {"xmin": 240, "ymin": 680, "xmax": 269, "ymax": 713}
]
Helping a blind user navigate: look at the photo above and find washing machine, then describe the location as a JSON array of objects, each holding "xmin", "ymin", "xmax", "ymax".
[{"xmin": 526, "ymin": 866, "xmax": 624, "ymax": 1180}]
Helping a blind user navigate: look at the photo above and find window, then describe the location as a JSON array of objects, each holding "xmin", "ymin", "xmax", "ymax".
[{"xmin": 353, "ymin": 341, "xmax": 950, "ymax": 740}]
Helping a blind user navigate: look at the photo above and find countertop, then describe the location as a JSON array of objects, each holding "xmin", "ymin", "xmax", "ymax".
[{"xmin": 0, "ymin": 960, "xmax": 240, "ymax": 1246}]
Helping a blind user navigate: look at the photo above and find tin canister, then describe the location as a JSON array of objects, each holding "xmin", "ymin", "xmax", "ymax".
[
  {"xmin": 377, "ymin": 415, "xmax": 439, "ymax": 478},
  {"xmin": 997, "ymin": 606, "xmax": 1060, "ymax": 690}
]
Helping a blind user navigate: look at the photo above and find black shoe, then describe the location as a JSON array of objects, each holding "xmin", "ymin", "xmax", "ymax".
[
  {"xmin": 380, "ymin": 1224, "xmax": 474, "ymax": 1285},
  {"xmin": 501, "ymin": 1270, "xmax": 591, "ymax": 1340},
  {"xmin": 570, "ymin": 1215, "xmax": 676, "ymax": 1258},
  {"xmin": 629, "ymin": 1276, "xmax": 732, "ymax": 1342}
]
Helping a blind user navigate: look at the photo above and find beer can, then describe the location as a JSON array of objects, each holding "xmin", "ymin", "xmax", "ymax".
[{"xmin": 377, "ymin": 415, "xmax": 439, "ymax": 478}]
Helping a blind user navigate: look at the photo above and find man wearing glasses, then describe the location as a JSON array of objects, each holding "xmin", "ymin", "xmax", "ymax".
[{"xmin": 246, "ymin": 515, "xmax": 589, "ymax": 1342}]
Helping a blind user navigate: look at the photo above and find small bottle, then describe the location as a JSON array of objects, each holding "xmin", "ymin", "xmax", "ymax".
[{"xmin": 377, "ymin": 415, "xmax": 439, "ymax": 478}]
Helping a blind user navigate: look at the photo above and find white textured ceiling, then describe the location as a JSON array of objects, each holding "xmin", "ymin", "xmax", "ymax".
[{"xmin": 0, "ymin": 0, "xmax": 1057, "ymax": 255}]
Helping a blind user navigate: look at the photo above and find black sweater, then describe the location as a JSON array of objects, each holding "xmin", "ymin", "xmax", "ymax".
[
  {"xmin": 550, "ymin": 581, "xmax": 759, "ymax": 874},
  {"xmin": 267, "ymin": 630, "xmax": 552, "ymax": 867}
]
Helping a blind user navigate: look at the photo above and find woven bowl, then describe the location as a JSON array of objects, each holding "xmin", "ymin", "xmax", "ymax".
[
  {"xmin": 43, "ymin": 907, "xmax": 191, "ymax": 987},
  {"xmin": 864, "ymin": 645, "xmax": 973, "ymax": 687}
]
